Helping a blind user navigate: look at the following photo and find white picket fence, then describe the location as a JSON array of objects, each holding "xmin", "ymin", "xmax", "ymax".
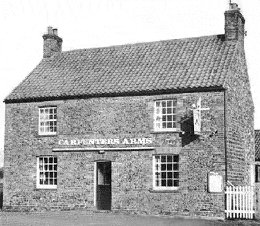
[{"xmin": 225, "ymin": 185, "xmax": 254, "ymax": 219}]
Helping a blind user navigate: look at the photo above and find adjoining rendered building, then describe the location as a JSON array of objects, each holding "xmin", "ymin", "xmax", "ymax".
[{"xmin": 3, "ymin": 4, "xmax": 254, "ymax": 219}]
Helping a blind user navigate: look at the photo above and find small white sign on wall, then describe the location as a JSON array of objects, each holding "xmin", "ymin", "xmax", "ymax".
[{"xmin": 208, "ymin": 172, "xmax": 223, "ymax": 193}]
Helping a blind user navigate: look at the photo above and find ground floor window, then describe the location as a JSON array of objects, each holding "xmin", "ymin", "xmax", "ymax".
[
  {"xmin": 37, "ymin": 156, "xmax": 57, "ymax": 189},
  {"xmin": 256, "ymin": 165, "xmax": 260, "ymax": 183},
  {"xmin": 153, "ymin": 154, "xmax": 179, "ymax": 190}
]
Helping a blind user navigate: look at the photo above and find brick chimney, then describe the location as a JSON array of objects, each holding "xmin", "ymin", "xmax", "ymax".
[
  {"xmin": 42, "ymin": 26, "xmax": 63, "ymax": 58},
  {"xmin": 225, "ymin": 3, "xmax": 245, "ymax": 42}
]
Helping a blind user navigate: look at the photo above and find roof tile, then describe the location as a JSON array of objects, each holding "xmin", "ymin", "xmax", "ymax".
[{"xmin": 5, "ymin": 35, "xmax": 236, "ymax": 102}]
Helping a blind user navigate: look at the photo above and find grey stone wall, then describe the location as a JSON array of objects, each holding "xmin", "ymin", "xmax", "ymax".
[
  {"xmin": 225, "ymin": 41, "xmax": 255, "ymax": 185},
  {"xmin": 4, "ymin": 91, "xmax": 226, "ymax": 217}
]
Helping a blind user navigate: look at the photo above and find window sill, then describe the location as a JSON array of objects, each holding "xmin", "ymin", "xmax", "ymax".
[
  {"xmin": 151, "ymin": 130, "xmax": 182, "ymax": 134},
  {"xmin": 149, "ymin": 188, "xmax": 179, "ymax": 193},
  {"xmin": 36, "ymin": 187, "xmax": 57, "ymax": 190},
  {"xmin": 37, "ymin": 134, "xmax": 57, "ymax": 138}
]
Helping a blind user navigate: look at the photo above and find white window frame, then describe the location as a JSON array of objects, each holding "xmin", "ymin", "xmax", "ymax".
[
  {"xmin": 38, "ymin": 107, "xmax": 57, "ymax": 135},
  {"xmin": 36, "ymin": 156, "xmax": 58, "ymax": 189},
  {"xmin": 154, "ymin": 99, "xmax": 178, "ymax": 132},
  {"xmin": 153, "ymin": 154, "xmax": 179, "ymax": 191}
]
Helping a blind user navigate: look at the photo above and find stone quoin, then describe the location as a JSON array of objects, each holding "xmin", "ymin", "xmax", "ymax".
[{"xmin": 3, "ymin": 3, "xmax": 254, "ymax": 219}]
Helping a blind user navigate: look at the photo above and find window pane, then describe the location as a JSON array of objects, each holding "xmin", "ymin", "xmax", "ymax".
[
  {"xmin": 162, "ymin": 108, "xmax": 166, "ymax": 114},
  {"xmin": 174, "ymin": 172, "xmax": 179, "ymax": 179},
  {"xmin": 167, "ymin": 180, "xmax": 173, "ymax": 186},
  {"xmin": 161, "ymin": 172, "xmax": 166, "ymax": 179},
  {"xmin": 174, "ymin": 180, "xmax": 179, "ymax": 187},
  {"xmin": 173, "ymin": 164, "xmax": 179, "ymax": 170},
  {"xmin": 161, "ymin": 180, "xmax": 166, "ymax": 186},
  {"xmin": 162, "ymin": 102, "xmax": 166, "ymax": 107},
  {"xmin": 167, "ymin": 156, "xmax": 172, "ymax": 162},
  {"xmin": 161, "ymin": 164, "xmax": 166, "ymax": 171},
  {"xmin": 167, "ymin": 122, "xmax": 172, "ymax": 128},
  {"xmin": 167, "ymin": 115, "xmax": 172, "ymax": 121},
  {"xmin": 173, "ymin": 155, "xmax": 179, "ymax": 162},
  {"xmin": 167, "ymin": 164, "xmax": 172, "ymax": 170},
  {"xmin": 161, "ymin": 156, "xmax": 166, "ymax": 162},
  {"xmin": 156, "ymin": 116, "xmax": 161, "ymax": 121},
  {"xmin": 167, "ymin": 172, "xmax": 173, "ymax": 178}
]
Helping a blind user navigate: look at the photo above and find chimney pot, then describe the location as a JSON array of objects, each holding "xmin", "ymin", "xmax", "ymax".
[
  {"xmin": 47, "ymin": 26, "xmax": 53, "ymax": 35},
  {"xmin": 53, "ymin": 28, "xmax": 58, "ymax": 36},
  {"xmin": 229, "ymin": 3, "xmax": 239, "ymax": 10}
]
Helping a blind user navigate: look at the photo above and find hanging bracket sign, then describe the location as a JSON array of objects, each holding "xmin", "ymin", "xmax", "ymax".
[{"xmin": 193, "ymin": 97, "xmax": 210, "ymax": 135}]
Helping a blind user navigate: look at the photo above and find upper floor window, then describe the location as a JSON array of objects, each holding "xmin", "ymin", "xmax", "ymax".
[
  {"xmin": 154, "ymin": 99, "xmax": 177, "ymax": 131},
  {"xmin": 39, "ymin": 107, "xmax": 57, "ymax": 135}
]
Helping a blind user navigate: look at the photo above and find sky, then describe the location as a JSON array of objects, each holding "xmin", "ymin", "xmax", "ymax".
[{"xmin": 0, "ymin": 0, "xmax": 260, "ymax": 166}]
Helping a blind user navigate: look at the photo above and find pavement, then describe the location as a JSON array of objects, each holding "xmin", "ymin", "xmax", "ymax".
[{"xmin": 1, "ymin": 210, "xmax": 260, "ymax": 226}]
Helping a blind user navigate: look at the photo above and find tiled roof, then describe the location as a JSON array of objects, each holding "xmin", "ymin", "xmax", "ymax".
[
  {"xmin": 256, "ymin": 130, "xmax": 260, "ymax": 161},
  {"xmin": 5, "ymin": 35, "xmax": 237, "ymax": 102}
]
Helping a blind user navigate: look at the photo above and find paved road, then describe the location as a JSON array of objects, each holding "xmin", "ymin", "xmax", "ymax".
[{"xmin": 1, "ymin": 210, "xmax": 260, "ymax": 226}]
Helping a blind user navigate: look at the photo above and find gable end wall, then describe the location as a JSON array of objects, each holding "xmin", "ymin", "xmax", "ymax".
[{"xmin": 225, "ymin": 42, "xmax": 255, "ymax": 185}]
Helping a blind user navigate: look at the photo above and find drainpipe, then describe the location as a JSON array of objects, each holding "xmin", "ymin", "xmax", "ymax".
[{"xmin": 224, "ymin": 89, "xmax": 228, "ymax": 184}]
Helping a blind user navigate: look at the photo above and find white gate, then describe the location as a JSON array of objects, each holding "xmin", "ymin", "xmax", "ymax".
[{"xmin": 225, "ymin": 186, "xmax": 254, "ymax": 219}]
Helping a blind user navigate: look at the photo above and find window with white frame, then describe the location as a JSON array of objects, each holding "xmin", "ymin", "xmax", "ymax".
[
  {"xmin": 37, "ymin": 156, "xmax": 57, "ymax": 189},
  {"xmin": 154, "ymin": 99, "xmax": 177, "ymax": 131},
  {"xmin": 153, "ymin": 154, "xmax": 179, "ymax": 190},
  {"xmin": 256, "ymin": 165, "xmax": 260, "ymax": 183},
  {"xmin": 39, "ymin": 107, "xmax": 57, "ymax": 135}
]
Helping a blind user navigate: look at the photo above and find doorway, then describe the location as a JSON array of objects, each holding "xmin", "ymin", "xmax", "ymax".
[{"xmin": 96, "ymin": 161, "xmax": 111, "ymax": 210}]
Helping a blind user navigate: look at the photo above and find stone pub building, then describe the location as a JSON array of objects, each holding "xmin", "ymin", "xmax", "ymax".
[{"xmin": 3, "ymin": 4, "xmax": 254, "ymax": 219}]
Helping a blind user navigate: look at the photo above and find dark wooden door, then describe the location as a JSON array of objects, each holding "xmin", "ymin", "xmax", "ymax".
[{"xmin": 96, "ymin": 161, "xmax": 111, "ymax": 210}]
